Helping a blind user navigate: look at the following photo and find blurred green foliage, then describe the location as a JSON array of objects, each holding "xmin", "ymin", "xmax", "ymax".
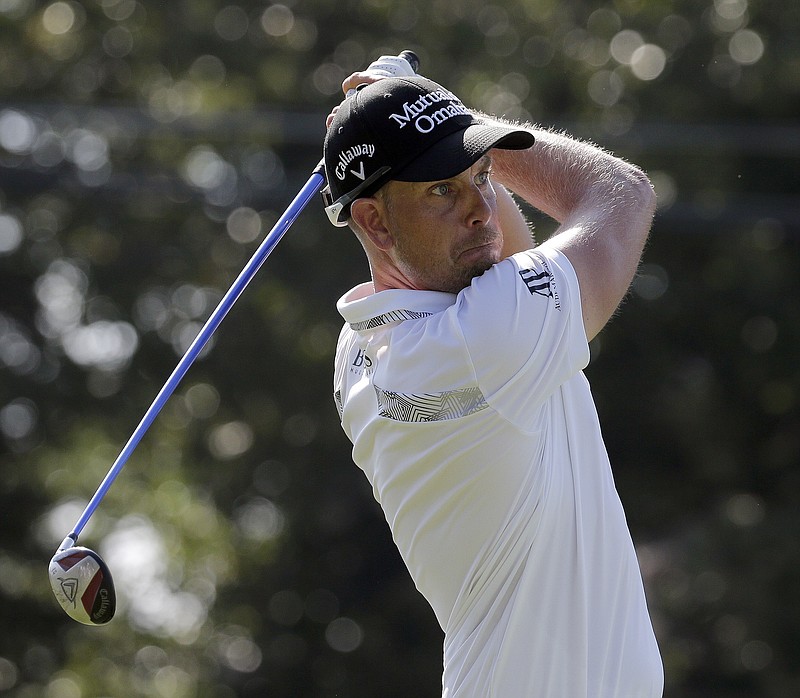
[{"xmin": 0, "ymin": 0, "xmax": 798, "ymax": 696}]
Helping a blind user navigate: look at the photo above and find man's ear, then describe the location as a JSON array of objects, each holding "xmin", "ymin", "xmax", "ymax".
[{"xmin": 350, "ymin": 198, "xmax": 394, "ymax": 251}]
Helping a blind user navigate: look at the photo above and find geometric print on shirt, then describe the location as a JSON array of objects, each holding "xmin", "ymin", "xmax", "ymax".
[
  {"xmin": 374, "ymin": 385, "xmax": 489, "ymax": 422},
  {"xmin": 349, "ymin": 309, "xmax": 433, "ymax": 331}
]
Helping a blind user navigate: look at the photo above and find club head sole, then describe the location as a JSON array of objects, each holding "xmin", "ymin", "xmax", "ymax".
[{"xmin": 49, "ymin": 546, "xmax": 116, "ymax": 625}]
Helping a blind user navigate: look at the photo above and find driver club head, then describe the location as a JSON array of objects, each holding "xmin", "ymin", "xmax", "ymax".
[{"xmin": 49, "ymin": 546, "xmax": 116, "ymax": 625}]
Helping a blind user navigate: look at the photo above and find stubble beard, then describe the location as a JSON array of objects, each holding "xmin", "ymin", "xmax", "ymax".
[
  {"xmin": 397, "ymin": 225, "xmax": 502, "ymax": 294},
  {"xmin": 450, "ymin": 225, "xmax": 503, "ymax": 292}
]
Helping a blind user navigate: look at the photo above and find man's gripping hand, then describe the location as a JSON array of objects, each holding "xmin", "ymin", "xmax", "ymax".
[{"xmin": 326, "ymin": 52, "xmax": 419, "ymax": 129}]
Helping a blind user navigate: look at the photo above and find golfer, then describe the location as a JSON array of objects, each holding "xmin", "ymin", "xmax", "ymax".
[{"xmin": 324, "ymin": 67, "xmax": 663, "ymax": 697}]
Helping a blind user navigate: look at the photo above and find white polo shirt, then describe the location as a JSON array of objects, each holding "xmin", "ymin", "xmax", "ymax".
[{"xmin": 333, "ymin": 246, "xmax": 663, "ymax": 697}]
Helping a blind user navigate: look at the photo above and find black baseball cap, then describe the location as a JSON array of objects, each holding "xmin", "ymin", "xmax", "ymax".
[{"xmin": 322, "ymin": 75, "xmax": 535, "ymax": 226}]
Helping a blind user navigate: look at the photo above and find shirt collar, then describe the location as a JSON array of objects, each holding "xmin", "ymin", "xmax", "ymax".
[{"xmin": 337, "ymin": 283, "xmax": 456, "ymax": 331}]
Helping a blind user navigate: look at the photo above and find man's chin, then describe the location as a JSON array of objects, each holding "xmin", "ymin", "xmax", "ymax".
[
  {"xmin": 443, "ymin": 258, "xmax": 496, "ymax": 294},
  {"xmin": 459, "ymin": 242, "xmax": 500, "ymax": 268}
]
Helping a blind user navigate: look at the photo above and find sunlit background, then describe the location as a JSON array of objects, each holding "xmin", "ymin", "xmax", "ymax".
[{"xmin": 1, "ymin": 0, "xmax": 798, "ymax": 696}]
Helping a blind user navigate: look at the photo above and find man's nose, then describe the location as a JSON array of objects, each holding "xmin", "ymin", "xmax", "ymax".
[{"xmin": 466, "ymin": 185, "xmax": 493, "ymax": 227}]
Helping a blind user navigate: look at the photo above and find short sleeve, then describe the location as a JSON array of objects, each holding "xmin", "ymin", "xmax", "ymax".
[{"xmin": 456, "ymin": 245, "xmax": 589, "ymax": 430}]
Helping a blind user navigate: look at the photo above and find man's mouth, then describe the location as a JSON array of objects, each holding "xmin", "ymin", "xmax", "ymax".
[{"xmin": 458, "ymin": 234, "xmax": 500, "ymax": 262}]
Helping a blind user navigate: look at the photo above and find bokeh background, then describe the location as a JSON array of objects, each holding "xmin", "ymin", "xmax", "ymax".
[{"xmin": 1, "ymin": 0, "xmax": 798, "ymax": 696}]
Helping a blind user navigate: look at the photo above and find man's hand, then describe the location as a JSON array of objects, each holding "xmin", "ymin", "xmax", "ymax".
[
  {"xmin": 326, "ymin": 72, "xmax": 389, "ymax": 129},
  {"xmin": 326, "ymin": 52, "xmax": 419, "ymax": 129}
]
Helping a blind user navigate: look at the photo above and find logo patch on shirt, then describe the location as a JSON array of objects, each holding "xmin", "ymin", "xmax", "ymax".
[
  {"xmin": 519, "ymin": 255, "xmax": 561, "ymax": 310},
  {"xmin": 349, "ymin": 348, "xmax": 374, "ymax": 376}
]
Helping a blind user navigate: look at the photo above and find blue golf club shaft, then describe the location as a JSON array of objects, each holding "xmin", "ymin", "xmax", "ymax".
[
  {"xmin": 59, "ymin": 49, "xmax": 420, "ymax": 552},
  {"xmin": 60, "ymin": 164, "xmax": 326, "ymax": 550}
]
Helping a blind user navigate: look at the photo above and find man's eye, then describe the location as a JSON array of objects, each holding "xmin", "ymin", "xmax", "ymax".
[
  {"xmin": 475, "ymin": 170, "xmax": 492, "ymax": 185},
  {"xmin": 431, "ymin": 183, "xmax": 450, "ymax": 196}
]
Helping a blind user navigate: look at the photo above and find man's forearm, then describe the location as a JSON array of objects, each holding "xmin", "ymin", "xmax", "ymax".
[
  {"xmin": 489, "ymin": 123, "xmax": 654, "ymax": 229},
  {"xmin": 487, "ymin": 118, "xmax": 656, "ymax": 340}
]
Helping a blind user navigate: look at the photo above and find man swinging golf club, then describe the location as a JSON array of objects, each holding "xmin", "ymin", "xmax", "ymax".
[{"xmin": 324, "ymin": 62, "xmax": 663, "ymax": 696}]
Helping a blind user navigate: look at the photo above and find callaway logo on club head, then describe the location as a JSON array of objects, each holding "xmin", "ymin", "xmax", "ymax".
[
  {"xmin": 335, "ymin": 143, "xmax": 376, "ymax": 181},
  {"xmin": 95, "ymin": 589, "xmax": 113, "ymax": 617},
  {"xmin": 59, "ymin": 577, "xmax": 79, "ymax": 605}
]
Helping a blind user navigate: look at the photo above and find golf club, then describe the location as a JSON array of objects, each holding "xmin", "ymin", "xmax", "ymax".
[{"xmin": 49, "ymin": 49, "xmax": 420, "ymax": 625}]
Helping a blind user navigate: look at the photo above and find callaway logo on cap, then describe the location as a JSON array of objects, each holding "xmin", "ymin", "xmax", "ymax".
[{"xmin": 322, "ymin": 76, "xmax": 535, "ymax": 226}]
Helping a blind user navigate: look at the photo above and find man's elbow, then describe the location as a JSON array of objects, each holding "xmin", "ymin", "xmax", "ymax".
[{"xmin": 628, "ymin": 165, "xmax": 657, "ymax": 229}]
